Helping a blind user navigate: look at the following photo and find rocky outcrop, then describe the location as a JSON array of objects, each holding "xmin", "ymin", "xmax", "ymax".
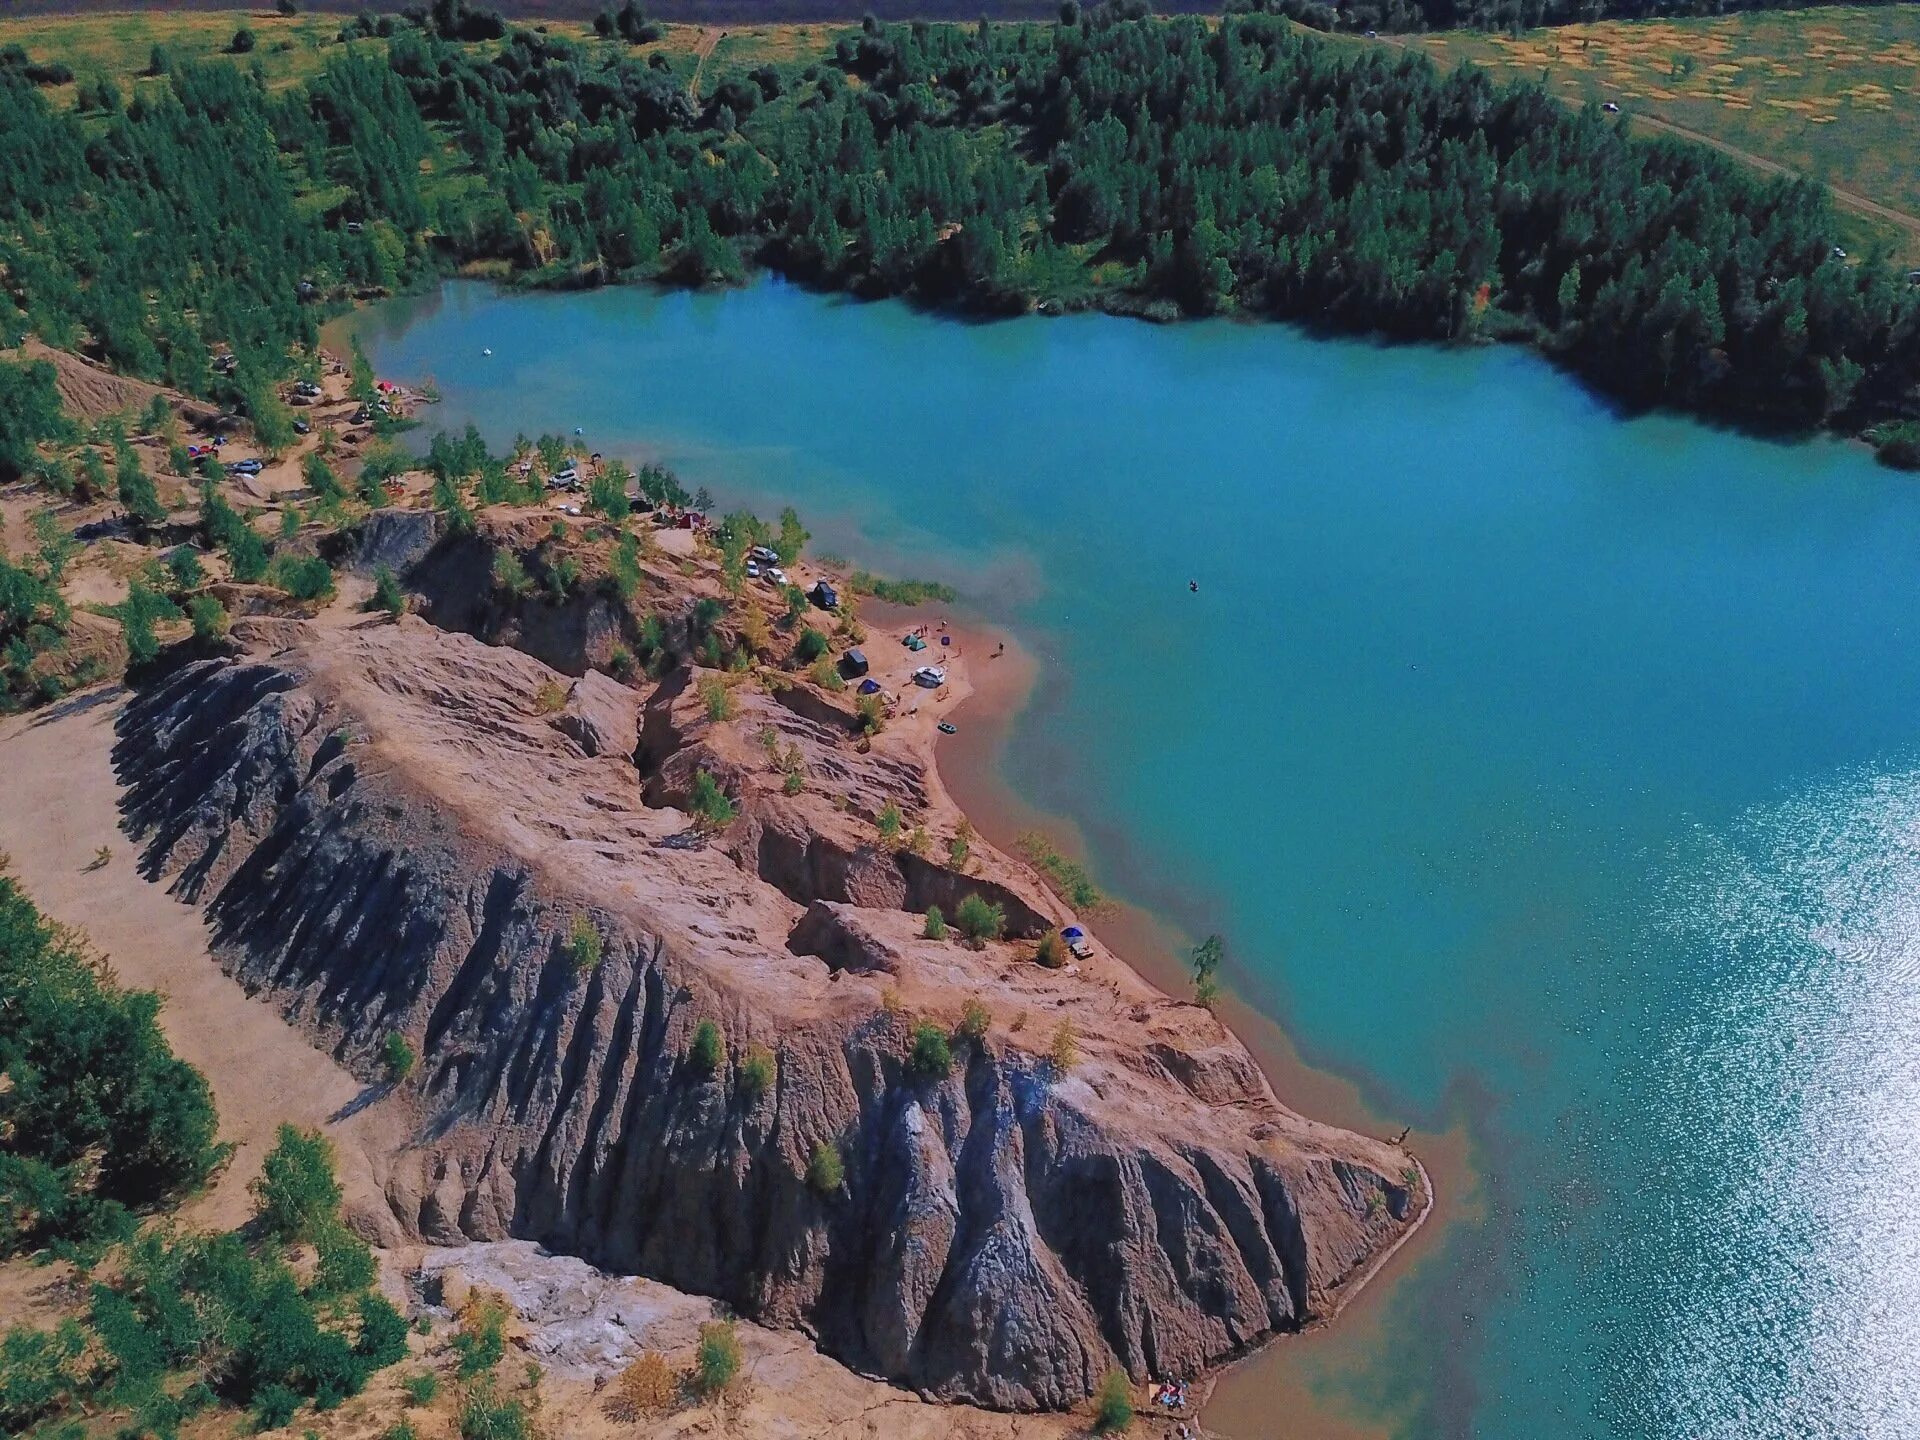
[{"xmin": 113, "ymin": 618, "xmax": 1423, "ymax": 1410}]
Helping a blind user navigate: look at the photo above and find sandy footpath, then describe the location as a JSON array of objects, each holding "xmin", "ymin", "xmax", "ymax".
[{"xmin": 0, "ymin": 685, "xmax": 401, "ymax": 1232}]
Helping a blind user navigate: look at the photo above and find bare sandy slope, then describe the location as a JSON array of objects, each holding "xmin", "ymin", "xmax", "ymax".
[{"xmin": 0, "ymin": 684, "xmax": 399, "ymax": 1231}]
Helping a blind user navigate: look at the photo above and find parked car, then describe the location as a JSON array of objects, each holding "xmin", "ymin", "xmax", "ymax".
[
  {"xmin": 292, "ymin": 419, "xmax": 311, "ymax": 435},
  {"xmin": 911, "ymin": 665, "xmax": 946, "ymax": 689},
  {"xmin": 1602, "ymin": 101, "xmax": 1620, "ymax": 113},
  {"xmin": 745, "ymin": 560, "xmax": 762, "ymax": 579},
  {"xmin": 749, "ymin": 545, "xmax": 779, "ymax": 565},
  {"xmin": 229, "ymin": 458, "xmax": 265, "ymax": 476},
  {"xmin": 765, "ymin": 567, "xmax": 787, "ymax": 587},
  {"xmin": 294, "ymin": 381, "xmax": 322, "ymax": 398}
]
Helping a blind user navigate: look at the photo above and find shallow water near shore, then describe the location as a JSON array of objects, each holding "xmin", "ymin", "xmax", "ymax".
[{"xmin": 351, "ymin": 278, "xmax": 1920, "ymax": 1439}]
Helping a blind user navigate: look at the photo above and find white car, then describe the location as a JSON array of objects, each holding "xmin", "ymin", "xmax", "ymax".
[
  {"xmin": 749, "ymin": 545, "xmax": 779, "ymax": 565},
  {"xmin": 912, "ymin": 665, "xmax": 946, "ymax": 688},
  {"xmin": 745, "ymin": 560, "xmax": 762, "ymax": 579},
  {"xmin": 765, "ymin": 567, "xmax": 787, "ymax": 587}
]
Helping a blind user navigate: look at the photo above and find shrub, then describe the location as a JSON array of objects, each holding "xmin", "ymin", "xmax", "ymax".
[
  {"xmin": 314, "ymin": 1220, "xmax": 376, "ymax": 1296},
  {"xmin": 613, "ymin": 1351, "xmax": 674, "ymax": 1416},
  {"xmin": 1092, "ymin": 1370, "xmax": 1134, "ymax": 1433},
  {"xmin": 947, "ymin": 834, "xmax": 970, "ymax": 870},
  {"xmin": 1189, "ymin": 933, "xmax": 1225, "ymax": 1008},
  {"xmin": 781, "ymin": 769, "xmax": 804, "ymax": 796},
  {"xmin": 453, "ymin": 1295, "xmax": 509, "ymax": 1379},
  {"xmin": 267, "ymin": 553, "xmax": 335, "ymax": 603},
  {"xmin": 794, "ymin": 627, "xmax": 829, "ymax": 662},
  {"xmin": 957, "ymin": 998, "xmax": 991, "ymax": 1041},
  {"xmin": 166, "ymin": 546, "xmax": 204, "ymax": 592},
  {"xmin": 808, "ymin": 655, "xmax": 844, "ymax": 691},
  {"xmin": 491, "ymin": 549, "xmax": 531, "ymax": 596},
  {"xmin": 806, "ymin": 1141, "xmax": 843, "ymax": 1195},
  {"xmin": 252, "ymin": 1124, "xmax": 341, "ymax": 1243},
  {"xmin": 385, "ymin": 1422, "xmax": 418, "ymax": 1440},
  {"xmin": 953, "ymin": 893, "xmax": 1004, "ymax": 948},
  {"xmin": 188, "ymin": 595, "xmax": 230, "ymax": 643},
  {"xmin": 566, "ymin": 915, "xmax": 602, "ymax": 974},
  {"xmin": 381, "ymin": 1031, "xmax": 415, "ymax": 1081},
  {"xmin": 921, "ymin": 906, "xmax": 947, "ymax": 941},
  {"xmin": 879, "ymin": 984, "xmax": 904, "ymax": 1015},
  {"xmin": 698, "ymin": 673, "xmax": 734, "ymax": 721},
  {"xmin": 588, "ymin": 471, "xmax": 630, "ymax": 520},
  {"xmin": 689, "ymin": 1019, "xmax": 726, "ymax": 1076},
  {"xmin": 692, "ymin": 1320, "xmax": 741, "ymax": 1396},
  {"xmin": 371, "ymin": 565, "xmax": 405, "ymax": 618},
  {"xmin": 738, "ymin": 1043, "xmax": 776, "ymax": 1099},
  {"xmin": 458, "ymin": 1382, "xmax": 531, "ymax": 1440},
  {"xmin": 908, "ymin": 1022, "xmax": 952, "ymax": 1080},
  {"xmin": 533, "ymin": 678, "xmax": 567, "ymax": 714},
  {"xmin": 688, "ymin": 769, "xmax": 736, "ymax": 831},
  {"xmin": 399, "ymin": 1370, "xmax": 439, "ymax": 1406},
  {"xmin": 1050, "ymin": 1020, "xmax": 1079, "ymax": 1073},
  {"xmin": 1034, "ymin": 931, "xmax": 1067, "ymax": 969},
  {"xmin": 875, "ymin": 801, "xmax": 903, "ymax": 846},
  {"xmin": 231, "ymin": 26, "xmax": 256, "ymax": 53},
  {"xmin": 855, "ymin": 692, "xmax": 884, "ymax": 735}
]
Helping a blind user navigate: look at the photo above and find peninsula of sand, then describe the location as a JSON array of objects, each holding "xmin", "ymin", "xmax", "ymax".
[{"xmin": 0, "ymin": 347, "xmax": 1429, "ymax": 1434}]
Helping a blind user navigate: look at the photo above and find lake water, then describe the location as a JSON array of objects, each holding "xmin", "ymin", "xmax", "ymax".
[{"xmin": 352, "ymin": 279, "xmax": 1920, "ymax": 1439}]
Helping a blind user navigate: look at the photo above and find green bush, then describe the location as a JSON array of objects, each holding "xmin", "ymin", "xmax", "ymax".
[
  {"xmin": 266, "ymin": 553, "xmax": 335, "ymax": 603},
  {"xmin": 738, "ymin": 1043, "xmax": 777, "ymax": 1099},
  {"xmin": 381, "ymin": 1031, "xmax": 415, "ymax": 1081},
  {"xmin": 794, "ymin": 627, "xmax": 829, "ymax": 662},
  {"xmin": 875, "ymin": 801, "xmax": 903, "ymax": 846},
  {"xmin": 371, "ymin": 565, "xmax": 405, "ymax": 618},
  {"xmin": 953, "ymin": 893, "xmax": 1005, "ymax": 948},
  {"xmin": 957, "ymin": 998, "xmax": 991, "ymax": 1041},
  {"xmin": 313, "ymin": 1220, "xmax": 376, "ymax": 1296},
  {"xmin": 452, "ymin": 1299, "xmax": 507, "ymax": 1380},
  {"xmin": 693, "ymin": 1320, "xmax": 742, "ymax": 1396},
  {"xmin": 1034, "ymin": 931, "xmax": 1067, "ymax": 969},
  {"xmin": 688, "ymin": 769, "xmax": 736, "ymax": 831},
  {"xmin": 566, "ymin": 915, "xmax": 603, "ymax": 975},
  {"xmin": 921, "ymin": 906, "xmax": 947, "ymax": 941},
  {"xmin": 1092, "ymin": 1370, "xmax": 1134, "ymax": 1433},
  {"xmin": 187, "ymin": 595, "xmax": 230, "ymax": 643},
  {"xmin": 250, "ymin": 1124, "xmax": 341, "ymax": 1244},
  {"xmin": 689, "ymin": 1019, "xmax": 726, "ymax": 1077},
  {"xmin": 0, "ymin": 1319, "xmax": 87, "ymax": 1432},
  {"xmin": 806, "ymin": 1141, "xmax": 844, "ymax": 1195},
  {"xmin": 400, "ymin": 1369, "xmax": 439, "ymax": 1406},
  {"xmin": 907, "ymin": 1021, "xmax": 952, "ymax": 1080}
]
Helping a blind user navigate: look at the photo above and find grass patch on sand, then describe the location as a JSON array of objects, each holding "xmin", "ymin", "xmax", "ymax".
[{"xmin": 1398, "ymin": 5, "xmax": 1920, "ymax": 260}]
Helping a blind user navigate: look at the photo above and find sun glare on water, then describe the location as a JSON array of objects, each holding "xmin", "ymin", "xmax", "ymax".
[{"xmin": 1634, "ymin": 768, "xmax": 1920, "ymax": 1438}]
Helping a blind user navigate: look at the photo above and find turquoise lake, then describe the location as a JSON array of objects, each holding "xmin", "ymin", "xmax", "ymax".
[{"xmin": 353, "ymin": 279, "xmax": 1920, "ymax": 1438}]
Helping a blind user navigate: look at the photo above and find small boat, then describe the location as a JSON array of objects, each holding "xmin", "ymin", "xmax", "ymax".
[
  {"xmin": 937, "ymin": 722, "xmax": 957, "ymax": 735},
  {"xmin": 482, "ymin": 347, "xmax": 493, "ymax": 356}
]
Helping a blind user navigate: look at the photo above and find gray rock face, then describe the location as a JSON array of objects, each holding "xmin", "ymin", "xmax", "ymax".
[{"xmin": 112, "ymin": 626, "xmax": 1422, "ymax": 1411}]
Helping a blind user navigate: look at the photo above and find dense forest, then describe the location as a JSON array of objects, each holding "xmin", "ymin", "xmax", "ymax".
[
  {"xmin": 0, "ymin": 1, "xmax": 1915, "ymax": 460},
  {"xmin": 1228, "ymin": 0, "xmax": 1916, "ymax": 43}
]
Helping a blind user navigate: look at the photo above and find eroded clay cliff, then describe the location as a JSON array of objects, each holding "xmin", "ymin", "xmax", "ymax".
[{"xmin": 113, "ymin": 601, "xmax": 1422, "ymax": 1409}]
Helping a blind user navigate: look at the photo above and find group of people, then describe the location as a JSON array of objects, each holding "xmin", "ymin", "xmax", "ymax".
[{"xmin": 1153, "ymin": 1376, "xmax": 1192, "ymax": 1410}]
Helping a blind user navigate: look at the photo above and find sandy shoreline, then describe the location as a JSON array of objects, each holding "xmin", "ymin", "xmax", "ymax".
[{"xmin": 919, "ymin": 605, "xmax": 1462, "ymax": 1440}]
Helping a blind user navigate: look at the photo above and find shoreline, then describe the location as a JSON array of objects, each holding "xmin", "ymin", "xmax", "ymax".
[{"xmin": 918, "ymin": 603, "xmax": 1462, "ymax": 1440}]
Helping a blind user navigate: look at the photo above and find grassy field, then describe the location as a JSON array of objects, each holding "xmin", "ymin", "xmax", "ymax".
[
  {"xmin": 0, "ymin": 9, "xmax": 359, "ymax": 97},
  {"xmin": 1400, "ymin": 5, "xmax": 1920, "ymax": 259}
]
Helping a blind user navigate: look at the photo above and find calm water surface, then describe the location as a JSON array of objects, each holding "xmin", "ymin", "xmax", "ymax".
[{"xmin": 353, "ymin": 280, "xmax": 1920, "ymax": 1439}]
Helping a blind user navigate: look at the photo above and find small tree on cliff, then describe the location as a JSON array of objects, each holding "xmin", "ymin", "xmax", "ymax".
[
  {"xmin": 1189, "ymin": 933, "xmax": 1225, "ymax": 1008},
  {"xmin": 1092, "ymin": 1370, "xmax": 1134, "ymax": 1433},
  {"xmin": 689, "ymin": 1019, "xmax": 726, "ymax": 1077},
  {"xmin": 806, "ymin": 1140, "xmax": 844, "ymax": 1195},
  {"xmin": 908, "ymin": 1021, "xmax": 952, "ymax": 1080},
  {"xmin": 252, "ymin": 1124, "xmax": 341, "ymax": 1243}
]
